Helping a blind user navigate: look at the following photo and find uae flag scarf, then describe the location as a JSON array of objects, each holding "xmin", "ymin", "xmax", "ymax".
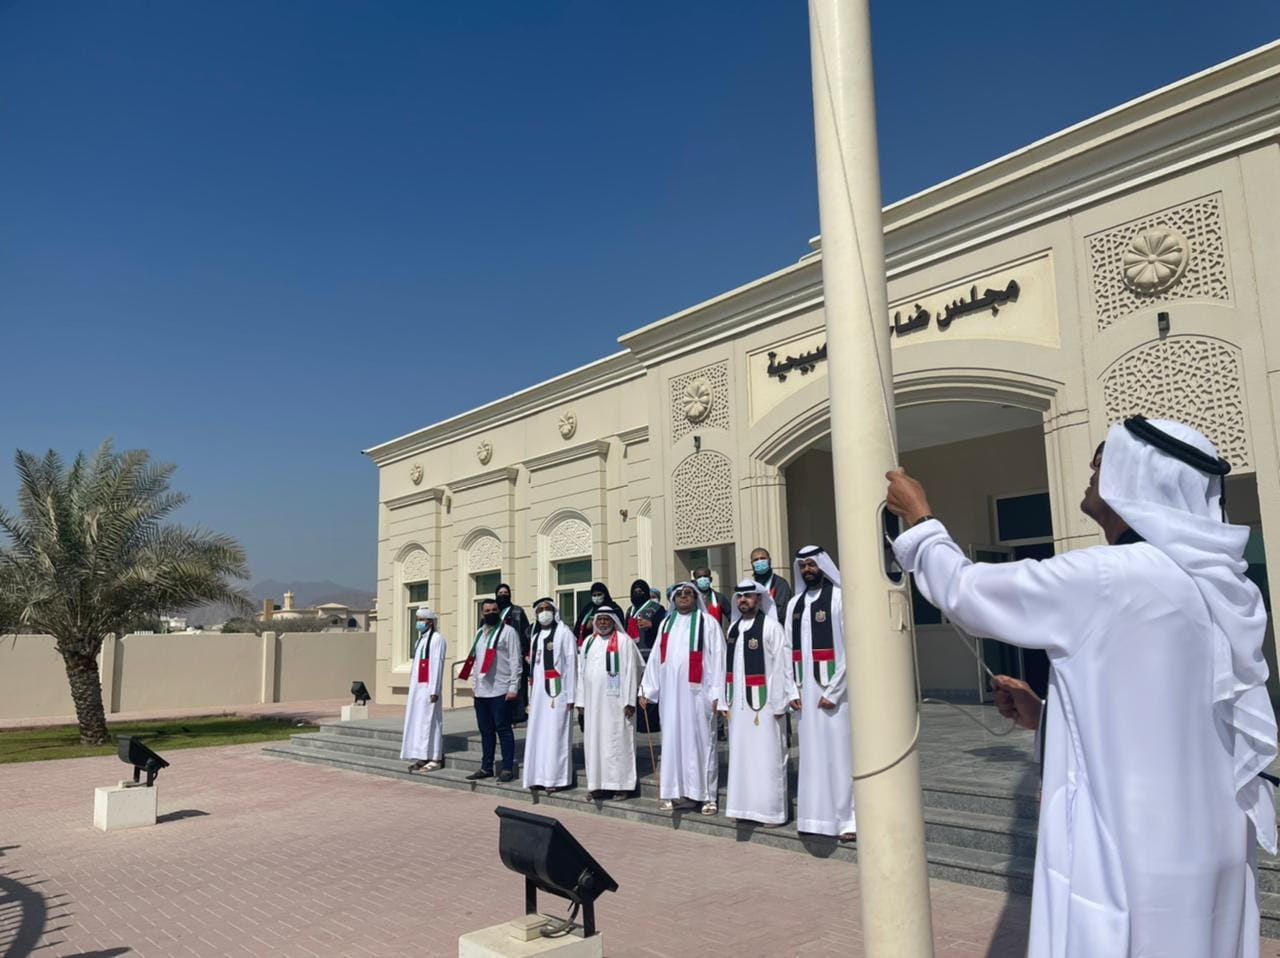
[
  {"xmin": 626, "ymin": 599, "xmax": 660, "ymax": 639},
  {"xmin": 458, "ymin": 624, "xmax": 500, "ymax": 680},
  {"xmin": 415, "ymin": 628, "xmax": 435, "ymax": 684},
  {"xmin": 659, "ymin": 611, "xmax": 705, "ymax": 685},
  {"xmin": 792, "ymin": 581, "xmax": 837, "ymax": 687},
  {"xmin": 725, "ymin": 614, "xmax": 768, "ymax": 719},
  {"xmin": 583, "ymin": 631, "xmax": 620, "ymax": 676},
  {"xmin": 538, "ymin": 629, "xmax": 563, "ymax": 705}
]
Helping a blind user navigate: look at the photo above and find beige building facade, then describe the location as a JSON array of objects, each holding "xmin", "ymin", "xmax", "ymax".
[{"xmin": 366, "ymin": 43, "xmax": 1280, "ymax": 706}]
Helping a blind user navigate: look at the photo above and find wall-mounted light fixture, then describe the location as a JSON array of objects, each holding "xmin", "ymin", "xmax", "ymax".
[
  {"xmin": 693, "ymin": 435, "xmax": 702, "ymax": 454},
  {"xmin": 1157, "ymin": 310, "xmax": 1170, "ymax": 338}
]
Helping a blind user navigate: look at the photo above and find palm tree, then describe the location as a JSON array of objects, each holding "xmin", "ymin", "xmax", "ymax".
[{"xmin": 0, "ymin": 442, "xmax": 251, "ymax": 744}]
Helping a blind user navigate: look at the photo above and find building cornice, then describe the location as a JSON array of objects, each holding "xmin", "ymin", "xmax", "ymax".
[
  {"xmin": 363, "ymin": 351, "xmax": 644, "ymax": 466},
  {"xmin": 524, "ymin": 440, "xmax": 611, "ymax": 473},
  {"xmin": 447, "ymin": 467, "xmax": 519, "ymax": 494},
  {"xmin": 384, "ymin": 487, "xmax": 446, "ymax": 510},
  {"xmin": 616, "ymin": 41, "xmax": 1280, "ymax": 357},
  {"xmin": 880, "ymin": 40, "xmax": 1280, "ymax": 275},
  {"xmin": 617, "ymin": 426, "xmax": 649, "ymax": 446},
  {"xmin": 617, "ymin": 259, "xmax": 824, "ymax": 366}
]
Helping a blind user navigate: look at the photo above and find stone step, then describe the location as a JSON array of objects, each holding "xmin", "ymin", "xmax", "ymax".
[
  {"xmin": 270, "ymin": 740, "xmax": 1038, "ymax": 859},
  {"xmin": 264, "ymin": 740, "xmax": 1041, "ymax": 895},
  {"xmin": 293, "ymin": 729, "xmax": 1036, "ymax": 809}
]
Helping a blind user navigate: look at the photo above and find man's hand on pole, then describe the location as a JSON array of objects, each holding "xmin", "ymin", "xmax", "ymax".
[{"xmin": 885, "ymin": 468, "xmax": 933, "ymax": 526}]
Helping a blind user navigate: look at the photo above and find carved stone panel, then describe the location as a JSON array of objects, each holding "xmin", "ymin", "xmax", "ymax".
[
  {"xmin": 671, "ymin": 452, "xmax": 734, "ymax": 547},
  {"xmin": 669, "ymin": 361, "xmax": 730, "ymax": 442},
  {"xmin": 1088, "ymin": 194, "xmax": 1230, "ymax": 329},
  {"xmin": 547, "ymin": 517, "xmax": 592, "ymax": 561},
  {"xmin": 468, "ymin": 533, "xmax": 503, "ymax": 573},
  {"xmin": 1101, "ymin": 336, "xmax": 1250, "ymax": 470},
  {"xmin": 400, "ymin": 548, "xmax": 430, "ymax": 583}
]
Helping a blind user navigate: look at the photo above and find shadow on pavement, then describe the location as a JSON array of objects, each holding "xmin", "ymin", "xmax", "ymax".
[{"xmin": 156, "ymin": 809, "xmax": 210, "ymax": 824}]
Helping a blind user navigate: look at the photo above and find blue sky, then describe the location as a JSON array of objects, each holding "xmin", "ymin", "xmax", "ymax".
[{"xmin": 1, "ymin": 1, "xmax": 1276, "ymax": 589}]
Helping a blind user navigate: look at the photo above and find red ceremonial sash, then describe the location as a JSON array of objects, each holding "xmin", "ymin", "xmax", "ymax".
[
  {"xmin": 659, "ymin": 613, "xmax": 704, "ymax": 684},
  {"xmin": 458, "ymin": 626, "xmax": 498, "ymax": 680},
  {"xmin": 414, "ymin": 629, "xmax": 435, "ymax": 683}
]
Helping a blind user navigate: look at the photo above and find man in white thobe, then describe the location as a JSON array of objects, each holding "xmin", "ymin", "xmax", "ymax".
[
  {"xmin": 402, "ymin": 607, "xmax": 446, "ymax": 772},
  {"xmin": 578, "ymin": 603, "xmax": 643, "ymax": 800},
  {"xmin": 718, "ymin": 580, "xmax": 797, "ymax": 826},
  {"xmin": 522, "ymin": 597, "xmax": 577, "ymax": 792},
  {"xmin": 638, "ymin": 581, "xmax": 725, "ymax": 814},
  {"xmin": 887, "ymin": 416, "xmax": 1278, "ymax": 958},
  {"xmin": 787, "ymin": 546, "xmax": 856, "ymax": 840}
]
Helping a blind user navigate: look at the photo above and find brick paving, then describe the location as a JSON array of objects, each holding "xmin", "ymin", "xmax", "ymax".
[{"xmin": 0, "ymin": 744, "xmax": 1275, "ymax": 958}]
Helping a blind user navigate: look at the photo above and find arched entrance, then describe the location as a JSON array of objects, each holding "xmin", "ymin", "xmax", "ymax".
[{"xmin": 752, "ymin": 374, "xmax": 1064, "ymax": 702}]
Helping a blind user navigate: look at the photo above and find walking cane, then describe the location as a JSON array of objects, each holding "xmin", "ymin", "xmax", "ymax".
[{"xmin": 639, "ymin": 697, "xmax": 661, "ymax": 806}]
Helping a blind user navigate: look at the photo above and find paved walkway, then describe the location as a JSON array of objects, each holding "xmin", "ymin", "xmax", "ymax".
[
  {"xmin": 3, "ymin": 739, "xmax": 1277, "ymax": 958},
  {"xmin": 0, "ymin": 742, "xmax": 1030, "ymax": 957}
]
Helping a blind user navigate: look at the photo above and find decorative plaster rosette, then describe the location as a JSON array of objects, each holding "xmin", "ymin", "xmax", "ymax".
[
  {"xmin": 476, "ymin": 440, "xmax": 493, "ymax": 465},
  {"xmin": 1122, "ymin": 228, "xmax": 1189, "ymax": 295},
  {"xmin": 683, "ymin": 378, "xmax": 713, "ymax": 423},
  {"xmin": 558, "ymin": 411, "xmax": 577, "ymax": 440},
  {"xmin": 409, "ymin": 463, "xmax": 424, "ymax": 486}
]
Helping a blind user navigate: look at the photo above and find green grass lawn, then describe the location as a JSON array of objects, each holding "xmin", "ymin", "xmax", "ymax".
[{"xmin": 0, "ymin": 715, "xmax": 318, "ymax": 764}]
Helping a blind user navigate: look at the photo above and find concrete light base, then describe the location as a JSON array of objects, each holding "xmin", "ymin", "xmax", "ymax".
[
  {"xmin": 458, "ymin": 919, "xmax": 603, "ymax": 958},
  {"xmin": 94, "ymin": 781, "xmax": 158, "ymax": 832},
  {"xmin": 341, "ymin": 704, "xmax": 370, "ymax": 721}
]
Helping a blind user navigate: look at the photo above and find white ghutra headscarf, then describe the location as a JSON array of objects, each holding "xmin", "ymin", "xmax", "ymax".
[
  {"xmin": 1100, "ymin": 418, "xmax": 1278, "ymax": 853},
  {"xmin": 793, "ymin": 545, "xmax": 842, "ymax": 589},
  {"xmin": 667, "ymin": 581, "xmax": 709, "ymax": 617},
  {"xmin": 730, "ymin": 578, "xmax": 776, "ymax": 626}
]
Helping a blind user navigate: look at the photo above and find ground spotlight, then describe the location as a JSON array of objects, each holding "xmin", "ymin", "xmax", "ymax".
[
  {"xmin": 494, "ymin": 805, "xmax": 618, "ymax": 938},
  {"xmin": 117, "ymin": 736, "xmax": 169, "ymax": 787}
]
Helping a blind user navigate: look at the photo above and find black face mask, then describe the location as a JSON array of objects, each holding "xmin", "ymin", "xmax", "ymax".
[
  {"xmin": 496, "ymin": 594, "xmax": 511, "ymax": 609},
  {"xmin": 482, "ymin": 611, "xmax": 500, "ymax": 626},
  {"xmin": 801, "ymin": 570, "xmax": 824, "ymax": 588},
  {"xmin": 631, "ymin": 590, "xmax": 647, "ymax": 605}
]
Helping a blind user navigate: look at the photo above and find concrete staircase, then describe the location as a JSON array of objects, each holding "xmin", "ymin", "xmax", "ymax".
[{"xmin": 264, "ymin": 713, "xmax": 1280, "ymax": 937}]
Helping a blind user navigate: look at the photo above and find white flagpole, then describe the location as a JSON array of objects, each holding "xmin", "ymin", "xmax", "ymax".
[{"xmin": 806, "ymin": 1, "xmax": 935, "ymax": 954}]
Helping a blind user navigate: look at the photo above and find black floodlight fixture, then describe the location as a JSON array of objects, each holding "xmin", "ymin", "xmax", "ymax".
[
  {"xmin": 351, "ymin": 680, "xmax": 371, "ymax": 705},
  {"xmin": 494, "ymin": 806, "xmax": 618, "ymax": 938},
  {"xmin": 117, "ymin": 736, "xmax": 169, "ymax": 787}
]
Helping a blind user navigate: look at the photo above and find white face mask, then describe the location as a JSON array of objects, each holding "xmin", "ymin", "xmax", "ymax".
[{"xmin": 536, "ymin": 610, "xmax": 554, "ymax": 627}]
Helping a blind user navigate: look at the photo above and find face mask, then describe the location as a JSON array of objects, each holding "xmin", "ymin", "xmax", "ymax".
[
  {"xmin": 632, "ymin": 591, "xmax": 647, "ymax": 605},
  {"xmin": 752, "ymin": 559, "xmax": 771, "ymax": 575},
  {"xmin": 496, "ymin": 594, "xmax": 511, "ymax": 608},
  {"xmin": 536, "ymin": 610, "xmax": 554, "ymax": 627},
  {"xmin": 695, "ymin": 576, "xmax": 711, "ymax": 591},
  {"xmin": 482, "ymin": 611, "xmax": 500, "ymax": 626},
  {"xmin": 591, "ymin": 593, "xmax": 604, "ymax": 605},
  {"xmin": 415, "ymin": 621, "xmax": 428, "ymax": 634}
]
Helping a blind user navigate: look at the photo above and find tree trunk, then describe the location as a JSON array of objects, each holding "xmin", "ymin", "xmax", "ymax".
[{"xmin": 62, "ymin": 645, "xmax": 110, "ymax": 745}]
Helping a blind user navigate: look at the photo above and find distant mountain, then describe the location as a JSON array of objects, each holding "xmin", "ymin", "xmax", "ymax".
[{"xmin": 185, "ymin": 580, "xmax": 375, "ymax": 626}]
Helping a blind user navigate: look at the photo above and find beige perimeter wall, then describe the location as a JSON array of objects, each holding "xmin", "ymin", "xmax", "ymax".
[{"xmin": 0, "ymin": 631, "xmax": 376, "ymax": 722}]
